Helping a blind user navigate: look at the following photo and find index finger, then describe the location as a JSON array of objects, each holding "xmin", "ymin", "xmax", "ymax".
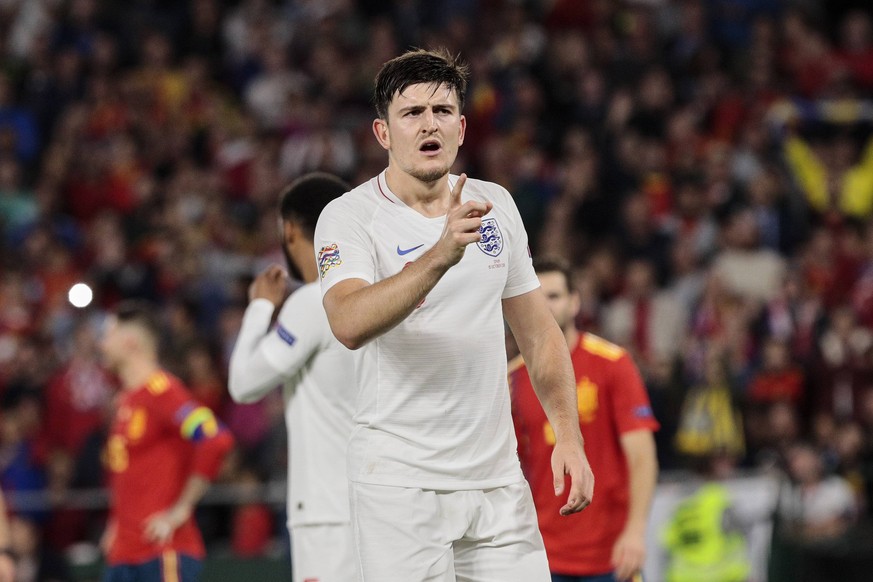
[{"xmin": 450, "ymin": 173, "xmax": 467, "ymax": 209}]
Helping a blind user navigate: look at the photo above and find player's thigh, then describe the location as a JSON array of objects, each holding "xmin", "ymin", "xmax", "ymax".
[
  {"xmin": 453, "ymin": 481, "xmax": 550, "ymax": 582},
  {"xmin": 291, "ymin": 523, "xmax": 359, "ymax": 582},
  {"xmin": 349, "ymin": 482, "xmax": 456, "ymax": 582}
]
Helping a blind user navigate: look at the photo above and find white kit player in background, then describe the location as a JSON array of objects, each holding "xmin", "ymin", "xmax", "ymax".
[
  {"xmin": 228, "ymin": 173, "xmax": 359, "ymax": 582},
  {"xmin": 314, "ymin": 48, "xmax": 595, "ymax": 582}
]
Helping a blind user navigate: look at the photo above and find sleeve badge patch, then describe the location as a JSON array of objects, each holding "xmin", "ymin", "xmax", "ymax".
[
  {"xmin": 634, "ymin": 405, "xmax": 654, "ymax": 419},
  {"xmin": 318, "ymin": 243, "xmax": 342, "ymax": 279},
  {"xmin": 276, "ymin": 324, "xmax": 296, "ymax": 346}
]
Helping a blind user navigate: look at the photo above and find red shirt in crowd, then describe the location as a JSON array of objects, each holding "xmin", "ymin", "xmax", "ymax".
[
  {"xmin": 42, "ymin": 358, "xmax": 114, "ymax": 456},
  {"xmin": 104, "ymin": 370, "xmax": 234, "ymax": 565},
  {"xmin": 511, "ymin": 333, "xmax": 659, "ymax": 576},
  {"xmin": 747, "ymin": 368, "xmax": 805, "ymax": 404}
]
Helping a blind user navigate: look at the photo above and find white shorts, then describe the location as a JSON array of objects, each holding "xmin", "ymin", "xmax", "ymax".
[
  {"xmin": 349, "ymin": 480, "xmax": 549, "ymax": 582},
  {"xmin": 290, "ymin": 522, "xmax": 359, "ymax": 582}
]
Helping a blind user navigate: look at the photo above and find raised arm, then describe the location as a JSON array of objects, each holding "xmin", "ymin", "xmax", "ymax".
[
  {"xmin": 323, "ymin": 175, "xmax": 492, "ymax": 349},
  {"xmin": 229, "ymin": 265, "xmax": 320, "ymax": 403},
  {"xmin": 503, "ymin": 288, "xmax": 594, "ymax": 515}
]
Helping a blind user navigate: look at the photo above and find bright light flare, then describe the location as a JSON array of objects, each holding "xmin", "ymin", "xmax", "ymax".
[{"xmin": 68, "ymin": 283, "xmax": 94, "ymax": 308}]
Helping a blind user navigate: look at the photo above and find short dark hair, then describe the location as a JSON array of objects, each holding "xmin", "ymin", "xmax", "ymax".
[
  {"xmin": 279, "ymin": 172, "xmax": 351, "ymax": 237},
  {"xmin": 533, "ymin": 256, "xmax": 574, "ymax": 293},
  {"xmin": 114, "ymin": 299, "xmax": 163, "ymax": 347},
  {"xmin": 373, "ymin": 48, "xmax": 470, "ymax": 120}
]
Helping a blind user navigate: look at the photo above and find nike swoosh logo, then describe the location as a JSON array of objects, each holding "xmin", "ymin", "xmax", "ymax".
[{"xmin": 396, "ymin": 244, "xmax": 424, "ymax": 256}]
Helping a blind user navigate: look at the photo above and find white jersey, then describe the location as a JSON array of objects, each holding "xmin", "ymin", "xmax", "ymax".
[
  {"xmin": 228, "ymin": 283, "xmax": 355, "ymax": 527},
  {"xmin": 314, "ymin": 170, "xmax": 539, "ymax": 490}
]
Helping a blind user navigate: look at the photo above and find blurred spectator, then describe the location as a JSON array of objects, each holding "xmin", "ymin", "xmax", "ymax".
[
  {"xmin": 745, "ymin": 166, "xmax": 805, "ymax": 256},
  {"xmin": 835, "ymin": 11, "xmax": 873, "ymax": 90},
  {"xmin": 182, "ymin": 341, "xmax": 226, "ymax": 416},
  {"xmin": 602, "ymin": 258, "xmax": 688, "ymax": 374},
  {"xmin": 8, "ymin": 514, "xmax": 71, "ymax": 582},
  {"xmin": 243, "ymin": 44, "xmax": 308, "ymax": 131},
  {"xmin": 0, "ymin": 157, "xmax": 37, "ymax": 239},
  {"xmin": 850, "ymin": 221, "xmax": 873, "ymax": 328},
  {"xmin": 39, "ymin": 317, "xmax": 114, "ymax": 463},
  {"xmin": 278, "ymin": 97, "xmax": 356, "ymax": 180},
  {"xmin": 747, "ymin": 336, "xmax": 805, "ymax": 406},
  {"xmin": 229, "ymin": 464, "xmax": 273, "ymax": 558},
  {"xmin": 812, "ymin": 305, "xmax": 872, "ymax": 421},
  {"xmin": 662, "ymin": 172, "xmax": 718, "ymax": 266},
  {"xmin": 783, "ymin": 128, "xmax": 873, "ymax": 223},
  {"xmin": 674, "ymin": 346, "xmax": 746, "ymax": 461},
  {"xmin": 616, "ymin": 192, "xmax": 674, "ymax": 283},
  {"xmin": 777, "ymin": 441, "xmax": 857, "ymax": 542},
  {"xmin": 0, "ymin": 386, "xmax": 47, "ymax": 522},
  {"xmin": 666, "ymin": 237, "xmax": 707, "ymax": 314},
  {"xmin": 712, "ymin": 206, "xmax": 787, "ymax": 306},
  {"xmin": 0, "ymin": 72, "xmax": 40, "ymax": 165}
]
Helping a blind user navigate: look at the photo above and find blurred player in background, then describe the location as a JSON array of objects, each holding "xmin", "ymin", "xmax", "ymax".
[
  {"xmin": 228, "ymin": 172, "xmax": 358, "ymax": 582},
  {"xmin": 100, "ymin": 301, "xmax": 234, "ymax": 582},
  {"xmin": 315, "ymin": 48, "xmax": 594, "ymax": 581},
  {"xmin": 512, "ymin": 258, "xmax": 659, "ymax": 582}
]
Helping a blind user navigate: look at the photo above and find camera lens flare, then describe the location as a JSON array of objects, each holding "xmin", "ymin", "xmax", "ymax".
[{"xmin": 68, "ymin": 283, "xmax": 94, "ymax": 308}]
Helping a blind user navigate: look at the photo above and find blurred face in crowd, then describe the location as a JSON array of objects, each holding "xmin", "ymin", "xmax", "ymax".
[
  {"xmin": 538, "ymin": 271, "xmax": 580, "ymax": 334},
  {"xmin": 725, "ymin": 209, "xmax": 760, "ymax": 249},
  {"xmin": 762, "ymin": 338, "xmax": 790, "ymax": 371},
  {"xmin": 787, "ymin": 443, "xmax": 822, "ymax": 484},
  {"xmin": 624, "ymin": 260, "xmax": 655, "ymax": 299},
  {"xmin": 99, "ymin": 315, "xmax": 127, "ymax": 372},
  {"xmin": 373, "ymin": 82, "xmax": 466, "ymax": 184},
  {"xmin": 100, "ymin": 316, "xmax": 153, "ymax": 372}
]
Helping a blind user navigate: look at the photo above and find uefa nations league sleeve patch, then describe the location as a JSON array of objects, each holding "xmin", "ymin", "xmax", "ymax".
[
  {"xmin": 318, "ymin": 243, "xmax": 342, "ymax": 278},
  {"xmin": 275, "ymin": 324, "xmax": 297, "ymax": 346}
]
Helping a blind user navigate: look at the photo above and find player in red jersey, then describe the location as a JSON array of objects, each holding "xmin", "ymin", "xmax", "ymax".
[
  {"xmin": 99, "ymin": 301, "xmax": 234, "ymax": 582},
  {"xmin": 511, "ymin": 258, "xmax": 659, "ymax": 582}
]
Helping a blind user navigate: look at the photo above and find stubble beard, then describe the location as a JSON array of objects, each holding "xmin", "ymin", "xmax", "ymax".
[{"xmin": 408, "ymin": 164, "xmax": 450, "ymax": 185}]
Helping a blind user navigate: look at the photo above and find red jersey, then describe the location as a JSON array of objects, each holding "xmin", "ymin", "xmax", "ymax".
[
  {"xmin": 510, "ymin": 333, "xmax": 659, "ymax": 576},
  {"xmin": 105, "ymin": 370, "xmax": 234, "ymax": 565}
]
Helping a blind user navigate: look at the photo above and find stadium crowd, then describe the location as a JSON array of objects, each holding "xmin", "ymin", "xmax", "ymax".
[{"xmin": 1, "ymin": 0, "xmax": 872, "ymax": 575}]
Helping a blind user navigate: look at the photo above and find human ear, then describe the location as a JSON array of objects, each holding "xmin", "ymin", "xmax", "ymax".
[{"xmin": 373, "ymin": 118, "xmax": 390, "ymax": 150}]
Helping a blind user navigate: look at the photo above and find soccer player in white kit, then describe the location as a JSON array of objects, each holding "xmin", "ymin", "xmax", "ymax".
[
  {"xmin": 228, "ymin": 173, "xmax": 359, "ymax": 582},
  {"xmin": 314, "ymin": 49, "xmax": 596, "ymax": 582}
]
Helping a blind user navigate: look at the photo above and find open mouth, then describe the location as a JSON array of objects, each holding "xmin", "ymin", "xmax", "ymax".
[{"xmin": 419, "ymin": 140, "xmax": 442, "ymax": 154}]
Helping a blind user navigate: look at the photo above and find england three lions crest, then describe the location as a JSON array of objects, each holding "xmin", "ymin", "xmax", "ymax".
[{"xmin": 477, "ymin": 217, "xmax": 503, "ymax": 257}]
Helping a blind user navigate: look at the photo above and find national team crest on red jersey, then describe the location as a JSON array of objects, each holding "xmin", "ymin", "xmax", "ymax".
[
  {"xmin": 318, "ymin": 243, "xmax": 342, "ymax": 278},
  {"xmin": 477, "ymin": 217, "xmax": 503, "ymax": 257}
]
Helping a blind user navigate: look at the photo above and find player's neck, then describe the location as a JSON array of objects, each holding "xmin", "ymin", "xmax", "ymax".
[
  {"xmin": 564, "ymin": 326, "xmax": 580, "ymax": 350},
  {"xmin": 384, "ymin": 166, "xmax": 450, "ymax": 217},
  {"xmin": 292, "ymin": 243, "xmax": 318, "ymax": 284},
  {"xmin": 118, "ymin": 356, "xmax": 161, "ymax": 391}
]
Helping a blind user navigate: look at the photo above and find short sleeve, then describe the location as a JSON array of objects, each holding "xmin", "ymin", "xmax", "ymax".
[
  {"xmin": 610, "ymin": 354, "xmax": 660, "ymax": 435},
  {"xmin": 314, "ymin": 196, "xmax": 376, "ymax": 295},
  {"xmin": 499, "ymin": 187, "xmax": 539, "ymax": 299}
]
